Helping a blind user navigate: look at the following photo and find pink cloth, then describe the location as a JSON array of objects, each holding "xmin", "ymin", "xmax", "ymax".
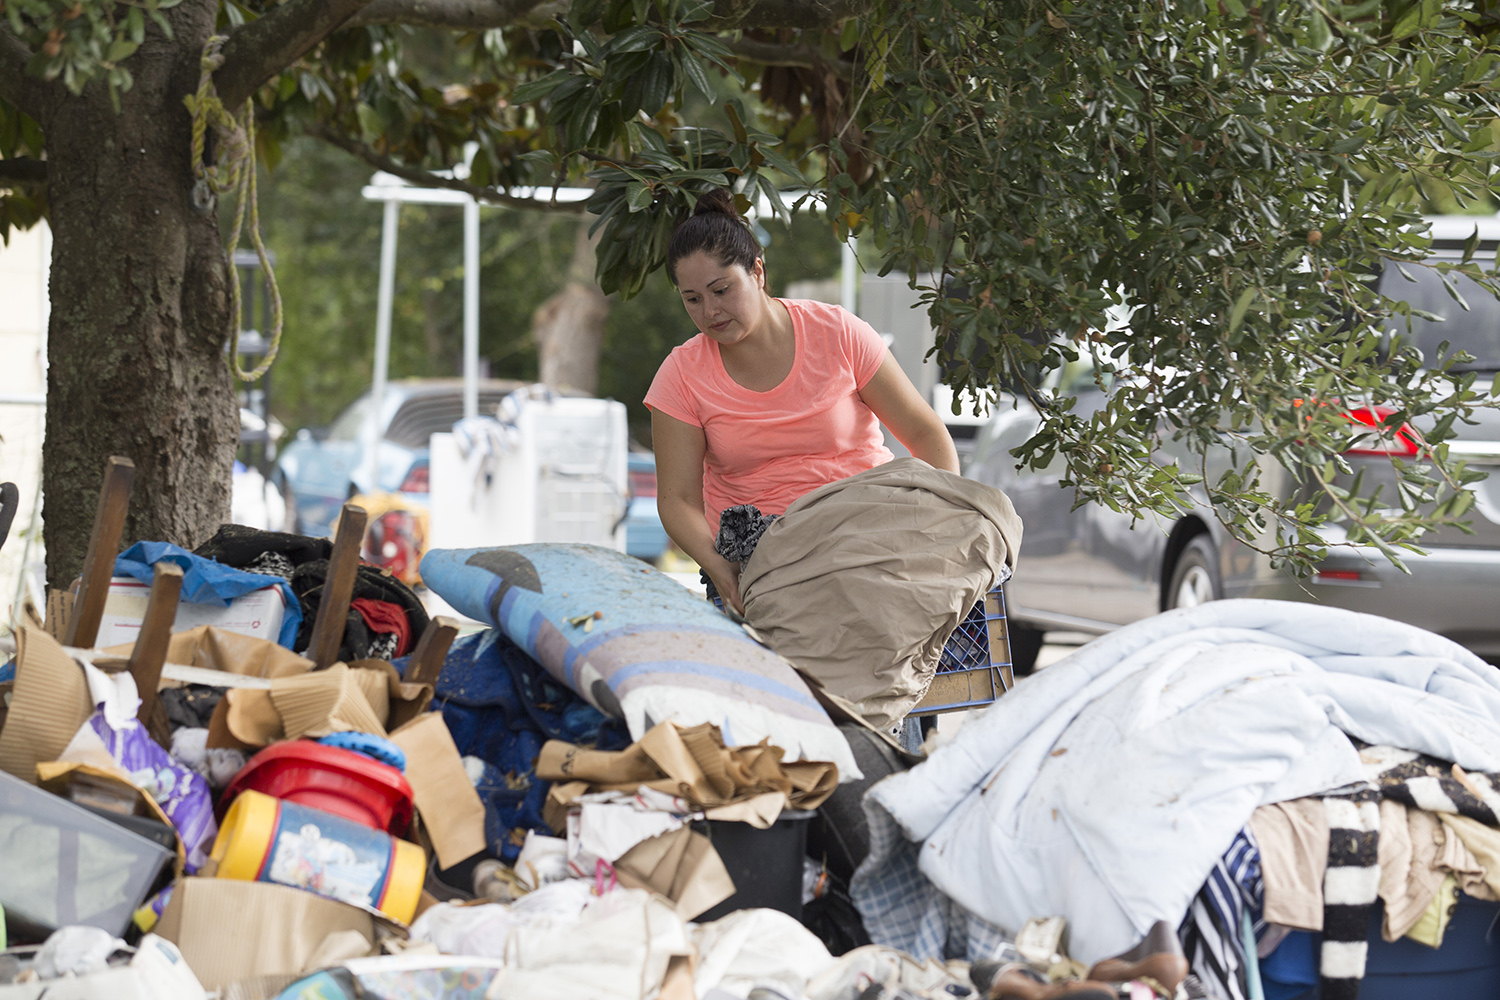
[{"xmin": 645, "ymin": 298, "xmax": 895, "ymax": 533}]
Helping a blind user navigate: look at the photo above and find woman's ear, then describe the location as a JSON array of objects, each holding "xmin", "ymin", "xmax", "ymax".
[{"xmin": 752, "ymin": 257, "xmax": 767, "ymax": 290}]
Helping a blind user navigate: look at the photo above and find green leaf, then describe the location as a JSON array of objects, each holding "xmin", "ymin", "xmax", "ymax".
[
  {"xmin": 839, "ymin": 18, "xmax": 860, "ymax": 51},
  {"xmin": 680, "ymin": 49, "xmax": 716, "ymax": 102},
  {"xmin": 512, "ymin": 69, "xmax": 572, "ymax": 105},
  {"xmin": 1228, "ymin": 286, "xmax": 1257, "ymax": 333},
  {"xmin": 607, "ymin": 26, "xmax": 662, "ymax": 55},
  {"xmin": 626, "ymin": 180, "xmax": 653, "ymax": 211},
  {"xmin": 1391, "ymin": 3, "xmax": 1425, "ymax": 39},
  {"xmin": 1222, "ymin": 0, "xmax": 1247, "ymax": 17}
]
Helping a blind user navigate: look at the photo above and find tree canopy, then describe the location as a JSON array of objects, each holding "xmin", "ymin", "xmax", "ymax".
[{"xmin": 3, "ymin": 0, "xmax": 1500, "ymax": 579}]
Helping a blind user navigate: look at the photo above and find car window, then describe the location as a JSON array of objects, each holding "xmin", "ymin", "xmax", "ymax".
[
  {"xmin": 1381, "ymin": 253, "xmax": 1500, "ymax": 372},
  {"xmin": 327, "ymin": 395, "xmax": 373, "ymax": 441}
]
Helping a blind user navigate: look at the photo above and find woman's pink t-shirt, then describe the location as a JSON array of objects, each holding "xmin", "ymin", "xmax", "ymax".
[{"xmin": 644, "ymin": 298, "xmax": 895, "ymax": 533}]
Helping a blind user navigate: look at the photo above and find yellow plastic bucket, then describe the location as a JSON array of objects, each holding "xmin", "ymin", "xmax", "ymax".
[{"xmin": 212, "ymin": 789, "xmax": 424, "ymax": 924}]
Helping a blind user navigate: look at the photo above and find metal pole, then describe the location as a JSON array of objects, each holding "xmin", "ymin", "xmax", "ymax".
[
  {"xmin": 368, "ymin": 197, "xmax": 399, "ymax": 492},
  {"xmin": 841, "ymin": 236, "xmax": 859, "ymax": 315},
  {"xmin": 463, "ymin": 196, "xmax": 480, "ymax": 420}
]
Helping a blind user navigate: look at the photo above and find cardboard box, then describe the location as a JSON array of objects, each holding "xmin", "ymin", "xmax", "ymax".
[
  {"xmin": 155, "ymin": 878, "xmax": 379, "ymax": 991},
  {"xmin": 96, "ymin": 577, "xmax": 286, "ymax": 648}
]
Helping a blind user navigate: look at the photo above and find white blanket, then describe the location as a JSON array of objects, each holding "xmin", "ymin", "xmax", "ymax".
[{"xmin": 858, "ymin": 599, "xmax": 1500, "ymax": 964}]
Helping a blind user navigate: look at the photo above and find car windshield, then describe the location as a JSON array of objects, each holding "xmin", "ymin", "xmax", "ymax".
[{"xmin": 1381, "ymin": 255, "xmax": 1500, "ymax": 372}]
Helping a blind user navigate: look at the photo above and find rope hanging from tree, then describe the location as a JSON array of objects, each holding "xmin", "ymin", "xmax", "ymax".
[{"xmin": 185, "ymin": 34, "xmax": 282, "ymax": 383}]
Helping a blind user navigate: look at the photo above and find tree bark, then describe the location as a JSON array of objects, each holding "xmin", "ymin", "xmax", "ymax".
[
  {"xmin": 532, "ymin": 220, "xmax": 609, "ymax": 395},
  {"xmin": 42, "ymin": 0, "xmax": 238, "ymax": 589}
]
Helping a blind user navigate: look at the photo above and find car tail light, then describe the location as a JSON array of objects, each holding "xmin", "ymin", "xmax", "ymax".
[
  {"xmin": 1342, "ymin": 406, "xmax": 1419, "ymax": 457},
  {"xmin": 629, "ymin": 468, "xmax": 657, "ymax": 498},
  {"xmin": 400, "ymin": 463, "xmax": 429, "ymax": 493},
  {"xmin": 1314, "ymin": 569, "xmax": 1362, "ymax": 582}
]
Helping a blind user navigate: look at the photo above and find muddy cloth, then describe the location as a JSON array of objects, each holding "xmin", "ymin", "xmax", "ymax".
[
  {"xmin": 351, "ymin": 598, "xmax": 414, "ymax": 658},
  {"xmin": 290, "ymin": 561, "xmax": 428, "ymax": 662},
  {"xmin": 739, "ymin": 458, "xmax": 1022, "ymax": 730},
  {"xmin": 413, "ymin": 628, "xmax": 629, "ymax": 862},
  {"xmin": 715, "ymin": 504, "xmax": 780, "ymax": 564},
  {"xmin": 159, "ymin": 684, "xmax": 223, "ymax": 730}
]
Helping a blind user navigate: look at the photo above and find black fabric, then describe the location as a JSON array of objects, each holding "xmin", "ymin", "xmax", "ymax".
[
  {"xmin": 193, "ymin": 524, "xmax": 332, "ymax": 570},
  {"xmin": 714, "ymin": 504, "xmax": 779, "ymax": 564},
  {"xmin": 807, "ymin": 723, "xmax": 910, "ymax": 883},
  {"xmin": 290, "ymin": 560, "xmax": 429, "ymax": 662},
  {"xmin": 800, "ymin": 869, "xmax": 872, "ymax": 956},
  {"xmin": 159, "ymin": 685, "xmax": 223, "ymax": 730}
]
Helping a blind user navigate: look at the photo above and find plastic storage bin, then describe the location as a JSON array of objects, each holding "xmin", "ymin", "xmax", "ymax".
[
  {"xmin": 1260, "ymin": 894, "xmax": 1500, "ymax": 1000},
  {"xmin": 0, "ymin": 769, "xmax": 174, "ymax": 941},
  {"xmin": 693, "ymin": 809, "xmax": 814, "ymax": 923},
  {"xmin": 221, "ymin": 739, "xmax": 415, "ymax": 835}
]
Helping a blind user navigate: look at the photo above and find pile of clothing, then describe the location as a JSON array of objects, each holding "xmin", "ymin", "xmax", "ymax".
[{"xmin": 851, "ymin": 599, "xmax": 1500, "ymax": 1000}]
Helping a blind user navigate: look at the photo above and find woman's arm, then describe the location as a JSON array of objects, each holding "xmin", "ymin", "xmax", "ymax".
[
  {"xmin": 858, "ymin": 353, "xmax": 961, "ymax": 474},
  {"xmin": 650, "ymin": 409, "xmax": 746, "ymax": 613}
]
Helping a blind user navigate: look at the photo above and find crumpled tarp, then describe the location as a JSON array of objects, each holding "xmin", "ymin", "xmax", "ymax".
[
  {"xmin": 740, "ymin": 457, "xmax": 1022, "ymax": 730},
  {"xmin": 115, "ymin": 541, "xmax": 301, "ymax": 648},
  {"xmin": 852, "ymin": 599, "xmax": 1500, "ymax": 965}
]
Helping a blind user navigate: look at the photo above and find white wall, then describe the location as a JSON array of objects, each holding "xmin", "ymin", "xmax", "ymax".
[{"xmin": 0, "ymin": 221, "xmax": 49, "ymax": 621}]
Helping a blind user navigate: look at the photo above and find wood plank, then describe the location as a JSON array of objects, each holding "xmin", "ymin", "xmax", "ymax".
[
  {"xmin": 64, "ymin": 456, "xmax": 135, "ymax": 649},
  {"xmin": 404, "ymin": 616, "xmax": 460, "ymax": 687},
  {"xmin": 128, "ymin": 561, "xmax": 183, "ymax": 745},
  {"xmin": 306, "ymin": 503, "xmax": 368, "ymax": 669}
]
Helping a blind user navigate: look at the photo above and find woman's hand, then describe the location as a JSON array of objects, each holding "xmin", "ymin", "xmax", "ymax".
[{"xmin": 704, "ymin": 555, "xmax": 744, "ymax": 615}]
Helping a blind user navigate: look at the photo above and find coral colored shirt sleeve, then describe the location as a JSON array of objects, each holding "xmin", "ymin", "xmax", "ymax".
[{"xmin": 645, "ymin": 299, "xmax": 896, "ymax": 534}]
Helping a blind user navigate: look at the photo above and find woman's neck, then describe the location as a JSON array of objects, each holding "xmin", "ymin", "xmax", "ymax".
[{"xmin": 719, "ymin": 295, "xmax": 796, "ymax": 391}]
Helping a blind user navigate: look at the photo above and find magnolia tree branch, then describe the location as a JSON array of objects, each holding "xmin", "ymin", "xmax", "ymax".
[
  {"xmin": 726, "ymin": 37, "xmax": 852, "ymax": 79},
  {"xmin": 0, "ymin": 157, "xmax": 48, "ymax": 184},
  {"xmin": 216, "ymin": 0, "xmax": 380, "ymax": 108},
  {"xmin": 0, "ymin": 28, "xmax": 56, "ymax": 122},
  {"xmin": 309, "ymin": 122, "xmax": 590, "ymax": 213},
  {"xmin": 348, "ymin": 0, "xmax": 866, "ymax": 30},
  {"xmin": 348, "ymin": 0, "xmax": 563, "ymax": 29}
]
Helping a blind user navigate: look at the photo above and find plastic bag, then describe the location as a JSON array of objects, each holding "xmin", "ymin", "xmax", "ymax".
[{"xmin": 69, "ymin": 659, "xmax": 218, "ymax": 871}]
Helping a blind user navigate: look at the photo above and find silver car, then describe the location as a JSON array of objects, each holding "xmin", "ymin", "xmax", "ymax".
[{"xmin": 967, "ymin": 216, "xmax": 1500, "ymax": 670}]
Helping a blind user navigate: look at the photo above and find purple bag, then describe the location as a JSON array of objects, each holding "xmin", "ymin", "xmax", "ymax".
[{"xmin": 85, "ymin": 711, "xmax": 218, "ymax": 872}]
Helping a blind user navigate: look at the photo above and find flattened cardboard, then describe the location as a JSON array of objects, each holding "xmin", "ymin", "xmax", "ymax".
[
  {"xmin": 389, "ymin": 713, "xmax": 487, "ymax": 869},
  {"xmin": 156, "ymin": 878, "xmax": 377, "ymax": 991},
  {"xmin": 211, "ymin": 661, "xmax": 433, "ymax": 750},
  {"xmin": 0, "ymin": 627, "xmax": 91, "ymax": 782},
  {"xmin": 99, "ymin": 626, "xmax": 314, "ymax": 679},
  {"xmin": 612, "ymin": 825, "xmax": 735, "ymax": 920}
]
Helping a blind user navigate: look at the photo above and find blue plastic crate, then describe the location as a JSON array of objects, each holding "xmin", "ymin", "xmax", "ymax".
[{"xmin": 913, "ymin": 584, "xmax": 1015, "ymax": 714}]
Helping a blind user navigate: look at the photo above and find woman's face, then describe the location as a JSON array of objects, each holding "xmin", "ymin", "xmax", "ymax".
[{"xmin": 674, "ymin": 251, "xmax": 768, "ymax": 346}]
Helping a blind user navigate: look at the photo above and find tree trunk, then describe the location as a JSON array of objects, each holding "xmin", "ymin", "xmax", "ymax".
[
  {"xmin": 532, "ymin": 220, "xmax": 609, "ymax": 394},
  {"xmin": 42, "ymin": 0, "xmax": 238, "ymax": 590}
]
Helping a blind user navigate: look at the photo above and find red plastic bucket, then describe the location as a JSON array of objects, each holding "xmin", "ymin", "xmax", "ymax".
[{"xmin": 221, "ymin": 739, "xmax": 415, "ymax": 835}]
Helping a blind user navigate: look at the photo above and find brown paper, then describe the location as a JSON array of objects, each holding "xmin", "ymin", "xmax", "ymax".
[
  {"xmin": 537, "ymin": 719, "xmax": 838, "ymax": 812},
  {"xmin": 98, "ymin": 626, "xmax": 314, "ymax": 679},
  {"xmin": 156, "ymin": 877, "xmax": 377, "ymax": 991},
  {"xmin": 389, "ymin": 713, "xmax": 487, "ymax": 869},
  {"xmin": 613, "ymin": 825, "xmax": 735, "ymax": 920},
  {"xmin": 0, "ymin": 626, "xmax": 92, "ymax": 782},
  {"xmin": 703, "ymin": 790, "xmax": 788, "ymax": 829},
  {"xmin": 271, "ymin": 663, "xmax": 388, "ymax": 739}
]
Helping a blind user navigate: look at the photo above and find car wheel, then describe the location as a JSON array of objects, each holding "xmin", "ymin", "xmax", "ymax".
[
  {"xmin": 1168, "ymin": 535, "xmax": 1222, "ymax": 610},
  {"xmin": 1006, "ymin": 620, "xmax": 1045, "ymax": 677}
]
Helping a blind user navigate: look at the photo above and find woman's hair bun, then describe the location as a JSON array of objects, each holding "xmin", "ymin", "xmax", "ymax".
[{"xmin": 692, "ymin": 188, "xmax": 740, "ymax": 218}]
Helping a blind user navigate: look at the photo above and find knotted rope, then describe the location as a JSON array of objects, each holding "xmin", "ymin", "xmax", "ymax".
[{"xmin": 185, "ymin": 34, "xmax": 282, "ymax": 383}]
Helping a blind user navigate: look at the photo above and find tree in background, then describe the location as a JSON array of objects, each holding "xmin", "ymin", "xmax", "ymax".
[{"xmin": 3, "ymin": 0, "xmax": 1500, "ymax": 583}]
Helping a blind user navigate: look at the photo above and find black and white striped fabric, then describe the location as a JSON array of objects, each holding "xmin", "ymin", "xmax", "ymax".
[
  {"xmin": 1180, "ymin": 828, "xmax": 1264, "ymax": 1000},
  {"xmin": 1318, "ymin": 784, "xmax": 1382, "ymax": 1000}
]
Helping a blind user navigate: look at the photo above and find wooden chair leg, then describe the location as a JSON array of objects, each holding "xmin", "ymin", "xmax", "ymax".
[
  {"xmin": 404, "ymin": 616, "xmax": 459, "ymax": 687},
  {"xmin": 307, "ymin": 503, "xmax": 367, "ymax": 669},
  {"xmin": 64, "ymin": 456, "xmax": 135, "ymax": 649},
  {"xmin": 129, "ymin": 562, "xmax": 183, "ymax": 748}
]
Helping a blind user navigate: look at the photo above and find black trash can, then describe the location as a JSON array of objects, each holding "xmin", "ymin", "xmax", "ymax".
[{"xmin": 692, "ymin": 808, "xmax": 815, "ymax": 922}]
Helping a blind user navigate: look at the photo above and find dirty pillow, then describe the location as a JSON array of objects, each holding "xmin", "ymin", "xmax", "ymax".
[{"xmin": 419, "ymin": 544, "xmax": 859, "ymax": 779}]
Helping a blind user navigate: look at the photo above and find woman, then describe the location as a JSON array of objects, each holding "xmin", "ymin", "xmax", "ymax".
[{"xmin": 645, "ymin": 190, "xmax": 959, "ymax": 613}]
